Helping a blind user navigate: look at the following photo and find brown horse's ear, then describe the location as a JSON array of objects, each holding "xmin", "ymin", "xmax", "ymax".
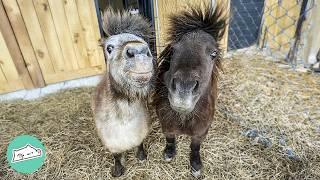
[
  {"xmin": 157, "ymin": 45, "xmax": 173, "ymax": 83},
  {"xmin": 215, "ymin": 50, "xmax": 224, "ymax": 73},
  {"xmin": 158, "ymin": 44, "xmax": 173, "ymax": 67},
  {"xmin": 217, "ymin": 61, "xmax": 224, "ymax": 73}
]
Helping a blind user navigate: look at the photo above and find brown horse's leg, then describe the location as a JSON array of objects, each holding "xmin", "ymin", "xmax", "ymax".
[
  {"xmin": 111, "ymin": 153, "xmax": 125, "ymax": 177},
  {"xmin": 190, "ymin": 136, "xmax": 203, "ymax": 177},
  {"xmin": 136, "ymin": 142, "xmax": 147, "ymax": 160},
  {"xmin": 163, "ymin": 134, "xmax": 176, "ymax": 161}
]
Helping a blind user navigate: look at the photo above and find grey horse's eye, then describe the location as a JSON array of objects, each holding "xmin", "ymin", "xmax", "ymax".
[
  {"xmin": 106, "ymin": 45, "xmax": 114, "ymax": 54},
  {"xmin": 210, "ymin": 50, "xmax": 218, "ymax": 59}
]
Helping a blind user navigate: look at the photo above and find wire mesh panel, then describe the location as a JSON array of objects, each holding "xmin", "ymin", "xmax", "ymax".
[
  {"xmin": 228, "ymin": 0, "xmax": 265, "ymax": 50},
  {"xmin": 227, "ymin": 0, "xmax": 316, "ymax": 68},
  {"xmin": 257, "ymin": 0, "xmax": 314, "ymax": 66},
  {"xmin": 259, "ymin": 1, "xmax": 301, "ymax": 59},
  {"xmin": 260, "ymin": 1, "xmax": 299, "ymax": 49}
]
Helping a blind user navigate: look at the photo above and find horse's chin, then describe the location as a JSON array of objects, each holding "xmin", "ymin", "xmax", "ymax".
[
  {"xmin": 171, "ymin": 105, "xmax": 194, "ymax": 114},
  {"xmin": 168, "ymin": 95, "xmax": 196, "ymax": 114},
  {"xmin": 126, "ymin": 78, "xmax": 153, "ymax": 98},
  {"xmin": 127, "ymin": 71, "xmax": 153, "ymax": 87},
  {"xmin": 131, "ymin": 81, "xmax": 150, "ymax": 88}
]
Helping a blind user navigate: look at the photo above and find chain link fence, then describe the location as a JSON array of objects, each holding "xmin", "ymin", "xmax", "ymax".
[
  {"xmin": 228, "ymin": 0, "xmax": 264, "ymax": 50},
  {"xmin": 228, "ymin": 0, "xmax": 315, "ymax": 67}
]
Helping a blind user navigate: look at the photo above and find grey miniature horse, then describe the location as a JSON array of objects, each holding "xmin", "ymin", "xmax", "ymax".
[{"xmin": 92, "ymin": 9, "xmax": 155, "ymax": 177}]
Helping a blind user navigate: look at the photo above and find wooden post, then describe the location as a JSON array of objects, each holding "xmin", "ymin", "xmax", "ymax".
[
  {"xmin": 303, "ymin": 0, "xmax": 320, "ymax": 65},
  {"xmin": 217, "ymin": 0, "xmax": 230, "ymax": 56},
  {"xmin": 0, "ymin": 1, "xmax": 35, "ymax": 89}
]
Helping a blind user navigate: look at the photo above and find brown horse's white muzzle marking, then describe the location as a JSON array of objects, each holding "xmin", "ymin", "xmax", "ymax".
[{"xmin": 168, "ymin": 77, "xmax": 200, "ymax": 113}]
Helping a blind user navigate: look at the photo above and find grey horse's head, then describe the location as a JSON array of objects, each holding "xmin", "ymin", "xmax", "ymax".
[{"xmin": 101, "ymin": 9, "xmax": 155, "ymax": 98}]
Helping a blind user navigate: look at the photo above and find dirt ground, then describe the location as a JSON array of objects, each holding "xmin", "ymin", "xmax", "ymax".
[{"xmin": 0, "ymin": 54, "xmax": 319, "ymax": 179}]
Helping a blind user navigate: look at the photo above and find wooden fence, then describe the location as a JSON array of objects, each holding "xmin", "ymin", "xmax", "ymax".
[
  {"xmin": 0, "ymin": 0, "xmax": 105, "ymax": 94},
  {"xmin": 0, "ymin": 23, "xmax": 27, "ymax": 93}
]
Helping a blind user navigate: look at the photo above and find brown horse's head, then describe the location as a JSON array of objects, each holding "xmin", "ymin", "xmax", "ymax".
[{"xmin": 157, "ymin": 4, "xmax": 227, "ymax": 114}]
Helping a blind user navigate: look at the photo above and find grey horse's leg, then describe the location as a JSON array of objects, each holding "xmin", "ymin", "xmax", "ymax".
[
  {"xmin": 136, "ymin": 142, "xmax": 147, "ymax": 160},
  {"xmin": 111, "ymin": 153, "xmax": 125, "ymax": 177}
]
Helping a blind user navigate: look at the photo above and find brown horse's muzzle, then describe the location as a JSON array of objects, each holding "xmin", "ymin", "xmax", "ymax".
[{"xmin": 168, "ymin": 76, "xmax": 201, "ymax": 114}]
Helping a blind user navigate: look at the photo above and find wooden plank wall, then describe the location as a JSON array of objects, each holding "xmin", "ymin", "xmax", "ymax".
[
  {"xmin": 259, "ymin": 0, "xmax": 301, "ymax": 53},
  {"xmin": 154, "ymin": 0, "xmax": 230, "ymax": 56},
  {"xmin": 0, "ymin": 30, "xmax": 26, "ymax": 93},
  {"xmin": 1, "ymin": 0, "xmax": 105, "ymax": 92},
  {"xmin": 0, "ymin": 1, "xmax": 34, "ymax": 93}
]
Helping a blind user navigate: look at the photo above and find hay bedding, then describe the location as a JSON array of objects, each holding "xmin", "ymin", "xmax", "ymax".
[{"xmin": 0, "ymin": 55, "xmax": 320, "ymax": 179}]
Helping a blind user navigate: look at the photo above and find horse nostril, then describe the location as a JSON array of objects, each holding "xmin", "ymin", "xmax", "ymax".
[
  {"xmin": 126, "ymin": 48, "xmax": 135, "ymax": 58},
  {"xmin": 140, "ymin": 46, "xmax": 150, "ymax": 56},
  {"xmin": 171, "ymin": 78, "xmax": 177, "ymax": 91},
  {"xmin": 126, "ymin": 46, "xmax": 150, "ymax": 57},
  {"xmin": 193, "ymin": 80, "xmax": 199, "ymax": 93}
]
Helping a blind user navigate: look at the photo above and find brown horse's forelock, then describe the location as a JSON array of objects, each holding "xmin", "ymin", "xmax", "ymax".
[
  {"xmin": 167, "ymin": 4, "xmax": 228, "ymax": 43},
  {"xmin": 157, "ymin": 3, "xmax": 228, "ymax": 82}
]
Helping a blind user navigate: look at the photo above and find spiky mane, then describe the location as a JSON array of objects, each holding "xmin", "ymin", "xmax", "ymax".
[
  {"xmin": 102, "ymin": 8, "xmax": 151, "ymax": 41},
  {"xmin": 167, "ymin": 3, "xmax": 228, "ymax": 43}
]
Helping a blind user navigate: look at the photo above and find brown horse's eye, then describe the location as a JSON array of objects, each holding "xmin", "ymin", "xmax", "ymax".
[{"xmin": 210, "ymin": 50, "xmax": 218, "ymax": 59}]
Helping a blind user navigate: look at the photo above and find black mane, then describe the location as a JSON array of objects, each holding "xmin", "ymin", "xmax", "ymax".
[
  {"xmin": 102, "ymin": 8, "xmax": 151, "ymax": 42},
  {"xmin": 166, "ymin": 3, "xmax": 228, "ymax": 43}
]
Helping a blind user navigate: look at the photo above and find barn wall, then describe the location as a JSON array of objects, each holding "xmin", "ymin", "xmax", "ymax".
[
  {"xmin": 0, "ymin": 1, "xmax": 34, "ymax": 94},
  {"xmin": 0, "ymin": 29, "xmax": 27, "ymax": 93},
  {"xmin": 0, "ymin": 0, "xmax": 105, "ymax": 94}
]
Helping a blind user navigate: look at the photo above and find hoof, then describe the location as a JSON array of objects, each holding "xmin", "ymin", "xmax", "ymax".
[
  {"xmin": 163, "ymin": 144, "xmax": 176, "ymax": 162},
  {"xmin": 163, "ymin": 149, "xmax": 176, "ymax": 162},
  {"xmin": 136, "ymin": 150, "xmax": 147, "ymax": 161},
  {"xmin": 163, "ymin": 153, "xmax": 173, "ymax": 162},
  {"xmin": 111, "ymin": 165, "xmax": 125, "ymax": 177},
  {"xmin": 190, "ymin": 159, "xmax": 202, "ymax": 178},
  {"xmin": 191, "ymin": 167, "xmax": 201, "ymax": 178}
]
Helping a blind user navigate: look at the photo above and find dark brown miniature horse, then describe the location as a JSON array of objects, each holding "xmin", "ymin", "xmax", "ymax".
[{"xmin": 155, "ymin": 4, "xmax": 227, "ymax": 177}]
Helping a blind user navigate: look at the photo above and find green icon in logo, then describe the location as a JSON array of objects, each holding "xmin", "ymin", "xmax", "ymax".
[{"xmin": 6, "ymin": 135, "xmax": 46, "ymax": 174}]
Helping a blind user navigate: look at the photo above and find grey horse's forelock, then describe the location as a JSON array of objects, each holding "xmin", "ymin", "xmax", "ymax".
[{"xmin": 102, "ymin": 8, "xmax": 151, "ymax": 42}]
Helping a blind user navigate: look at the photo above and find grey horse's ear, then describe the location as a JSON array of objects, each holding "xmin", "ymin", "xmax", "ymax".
[
  {"xmin": 98, "ymin": 38, "xmax": 106, "ymax": 47},
  {"xmin": 102, "ymin": 8, "xmax": 151, "ymax": 42},
  {"xmin": 102, "ymin": 8, "xmax": 117, "ymax": 37}
]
